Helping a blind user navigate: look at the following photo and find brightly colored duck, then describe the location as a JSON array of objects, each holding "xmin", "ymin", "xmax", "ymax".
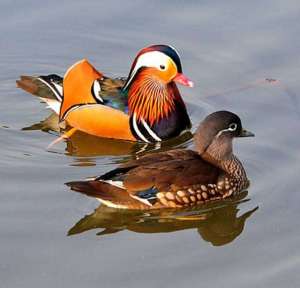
[{"xmin": 17, "ymin": 45, "xmax": 193, "ymax": 142}]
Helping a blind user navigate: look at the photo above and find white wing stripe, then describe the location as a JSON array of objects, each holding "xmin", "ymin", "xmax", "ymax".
[
  {"xmin": 101, "ymin": 180, "xmax": 125, "ymax": 189},
  {"xmin": 130, "ymin": 194, "xmax": 153, "ymax": 206},
  {"xmin": 37, "ymin": 77, "xmax": 62, "ymax": 101},
  {"xmin": 53, "ymin": 82, "xmax": 63, "ymax": 96}
]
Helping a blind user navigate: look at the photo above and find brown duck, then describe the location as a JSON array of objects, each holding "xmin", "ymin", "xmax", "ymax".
[{"xmin": 67, "ymin": 111, "xmax": 254, "ymax": 209}]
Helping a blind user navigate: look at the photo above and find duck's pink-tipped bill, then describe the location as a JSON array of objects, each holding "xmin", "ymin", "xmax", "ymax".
[{"xmin": 174, "ymin": 73, "xmax": 194, "ymax": 87}]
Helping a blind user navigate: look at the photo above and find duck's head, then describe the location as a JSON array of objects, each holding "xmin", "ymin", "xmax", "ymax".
[
  {"xmin": 125, "ymin": 45, "xmax": 193, "ymax": 127},
  {"xmin": 194, "ymin": 111, "xmax": 254, "ymax": 163},
  {"xmin": 123, "ymin": 44, "xmax": 193, "ymax": 90}
]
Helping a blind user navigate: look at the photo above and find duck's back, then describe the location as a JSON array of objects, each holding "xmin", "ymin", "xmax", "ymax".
[{"xmin": 118, "ymin": 149, "xmax": 220, "ymax": 191}]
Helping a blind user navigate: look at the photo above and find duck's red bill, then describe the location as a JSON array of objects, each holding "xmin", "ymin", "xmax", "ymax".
[{"xmin": 174, "ymin": 73, "xmax": 194, "ymax": 87}]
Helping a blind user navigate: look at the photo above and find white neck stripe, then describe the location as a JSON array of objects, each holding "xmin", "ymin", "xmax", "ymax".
[{"xmin": 216, "ymin": 128, "xmax": 233, "ymax": 138}]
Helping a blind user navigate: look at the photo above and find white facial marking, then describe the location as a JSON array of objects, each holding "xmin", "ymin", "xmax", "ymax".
[
  {"xmin": 124, "ymin": 51, "xmax": 173, "ymax": 90},
  {"xmin": 216, "ymin": 123, "xmax": 238, "ymax": 138},
  {"xmin": 135, "ymin": 51, "xmax": 171, "ymax": 71}
]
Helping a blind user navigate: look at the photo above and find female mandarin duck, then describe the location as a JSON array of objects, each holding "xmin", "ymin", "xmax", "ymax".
[
  {"xmin": 17, "ymin": 45, "xmax": 193, "ymax": 142},
  {"xmin": 67, "ymin": 111, "xmax": 255, "ymax": 210}
]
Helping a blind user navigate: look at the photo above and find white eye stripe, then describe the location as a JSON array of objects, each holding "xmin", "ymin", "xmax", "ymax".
[
  {"xmin": 134, "ymin": 51, "xmax": 170, "ymax": 71},
  {"xmin": 216, "ymin": 123, "xmax": 238, "ymax": 138},
  {"xmin": 123, "ymin": 51, "xmax": 172, "ymax": 90}
]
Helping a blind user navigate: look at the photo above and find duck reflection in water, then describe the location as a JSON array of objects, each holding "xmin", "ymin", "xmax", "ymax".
[{"xmin": 68, "ymin": 191, "xmax": 258, "ymax": 246}]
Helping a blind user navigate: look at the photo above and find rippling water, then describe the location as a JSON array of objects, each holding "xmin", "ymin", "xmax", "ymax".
[{"xmin": 1, "ymin": 0, "xmax": 300, "ymax": 287}]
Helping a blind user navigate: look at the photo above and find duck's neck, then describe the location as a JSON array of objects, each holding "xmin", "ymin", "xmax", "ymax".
[
  {"xmin": 127, "ymin": 72, "xmax": 185, "ymax": 126},
  {"xmin": 201, "ymin": 140, "xmax": 247, "ymax": 181}
]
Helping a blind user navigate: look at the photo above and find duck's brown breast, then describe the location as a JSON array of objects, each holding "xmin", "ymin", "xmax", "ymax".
[{"xmin": 153, "ymin": 173, "xmax": 250, "ymax": 209}]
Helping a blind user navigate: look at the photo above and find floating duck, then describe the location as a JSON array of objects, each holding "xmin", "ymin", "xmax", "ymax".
[
  {"xmin": 67, "ymin": 111, "xmax": 254, "ymax": 209},
  {"xmin": 17, "ymin": 45, "xmax": 193, "ymax": 142}
]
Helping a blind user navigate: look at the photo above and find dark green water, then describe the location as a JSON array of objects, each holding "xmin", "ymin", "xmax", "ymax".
[{"xmin": 1, "ymin": 0, "xmax": 300, "ymax": 287}]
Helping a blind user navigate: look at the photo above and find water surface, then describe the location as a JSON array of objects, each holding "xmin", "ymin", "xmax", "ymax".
[{"xmin": 1, "ymin": 0, "xmax": 300, "ymax": 287}]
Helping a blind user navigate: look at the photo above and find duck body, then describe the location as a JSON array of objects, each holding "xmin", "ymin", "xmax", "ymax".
[
  {"xmin": 67, "ymin": 111, "xmax": 254, "ymax": 210},
  {"xmin": 17, "ymin": 45, "xmax": 193, "ymax": 142}
]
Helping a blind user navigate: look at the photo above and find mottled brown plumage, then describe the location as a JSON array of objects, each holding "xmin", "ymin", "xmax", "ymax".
[{"xmin": 67, "ymin": 111, "xmax": 254, "ymax": 210}]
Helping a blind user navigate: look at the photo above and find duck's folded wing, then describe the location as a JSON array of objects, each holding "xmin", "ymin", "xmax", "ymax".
[
  {"xmin": 123, "ymin": 153, "xmax": 220, "ymax": 193},
  {"xmin": 16, "ymin": 74, "xmax": 63, "ymax": 101},
  {"xmin": 68, "ymin": 149, "xmax": 220, "ymax": 209},
  {"xmin": 121, "ymin": 149, "xmax": 199, "ymax": 168}
]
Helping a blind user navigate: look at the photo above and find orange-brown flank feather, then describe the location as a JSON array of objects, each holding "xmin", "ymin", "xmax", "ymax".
[
  {"xmin": 65, "ymin": 104, "xmax": 135, "ymax": 141},
  {"xmin": 59, "ymin": 59, "xmax": 135, "ymax": 141}
]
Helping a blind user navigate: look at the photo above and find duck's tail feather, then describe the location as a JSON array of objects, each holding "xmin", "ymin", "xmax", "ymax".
[
  {"xmin": 17, "ymin": 74, "xmax": 63, "ymax": 101},
  {"xmin": 17, "ymin": 74, "xmax": 63, "ymax": 114},
  {"xmin": 66, "ymin": 180, "xmax": 149, "ymax": 209}
]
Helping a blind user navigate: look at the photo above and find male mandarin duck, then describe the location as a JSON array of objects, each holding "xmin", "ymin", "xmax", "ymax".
[
  {"xmin": 67, "ymin": 111, "xmax": 255, "ymax": 210},
  {"xmin": 17, "ymin": 45, "xmax": 193, "ymax": 142}
]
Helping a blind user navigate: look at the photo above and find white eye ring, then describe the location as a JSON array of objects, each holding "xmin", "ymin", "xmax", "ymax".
[{"xmin": 228, "ymin": 123, "xmax": 238, "ymax": 131}]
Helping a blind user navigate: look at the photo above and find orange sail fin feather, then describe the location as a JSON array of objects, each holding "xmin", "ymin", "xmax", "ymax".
[
  {"xmin": 60, "ymin": 59, "xmax": 103, "ymax": 119},
  {"xmin": 58, "ymin": 59, "xmax": 135, "ymax": 141}
]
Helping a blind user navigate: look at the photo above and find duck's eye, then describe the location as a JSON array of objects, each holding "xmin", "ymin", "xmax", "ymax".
[
  {"xmin": 228, "ymin": 123, "xmax": 238, "ymax": 131},
  {"xmin": 159, "ymin": 64, "xmax": 166, "ymax": 70}
]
